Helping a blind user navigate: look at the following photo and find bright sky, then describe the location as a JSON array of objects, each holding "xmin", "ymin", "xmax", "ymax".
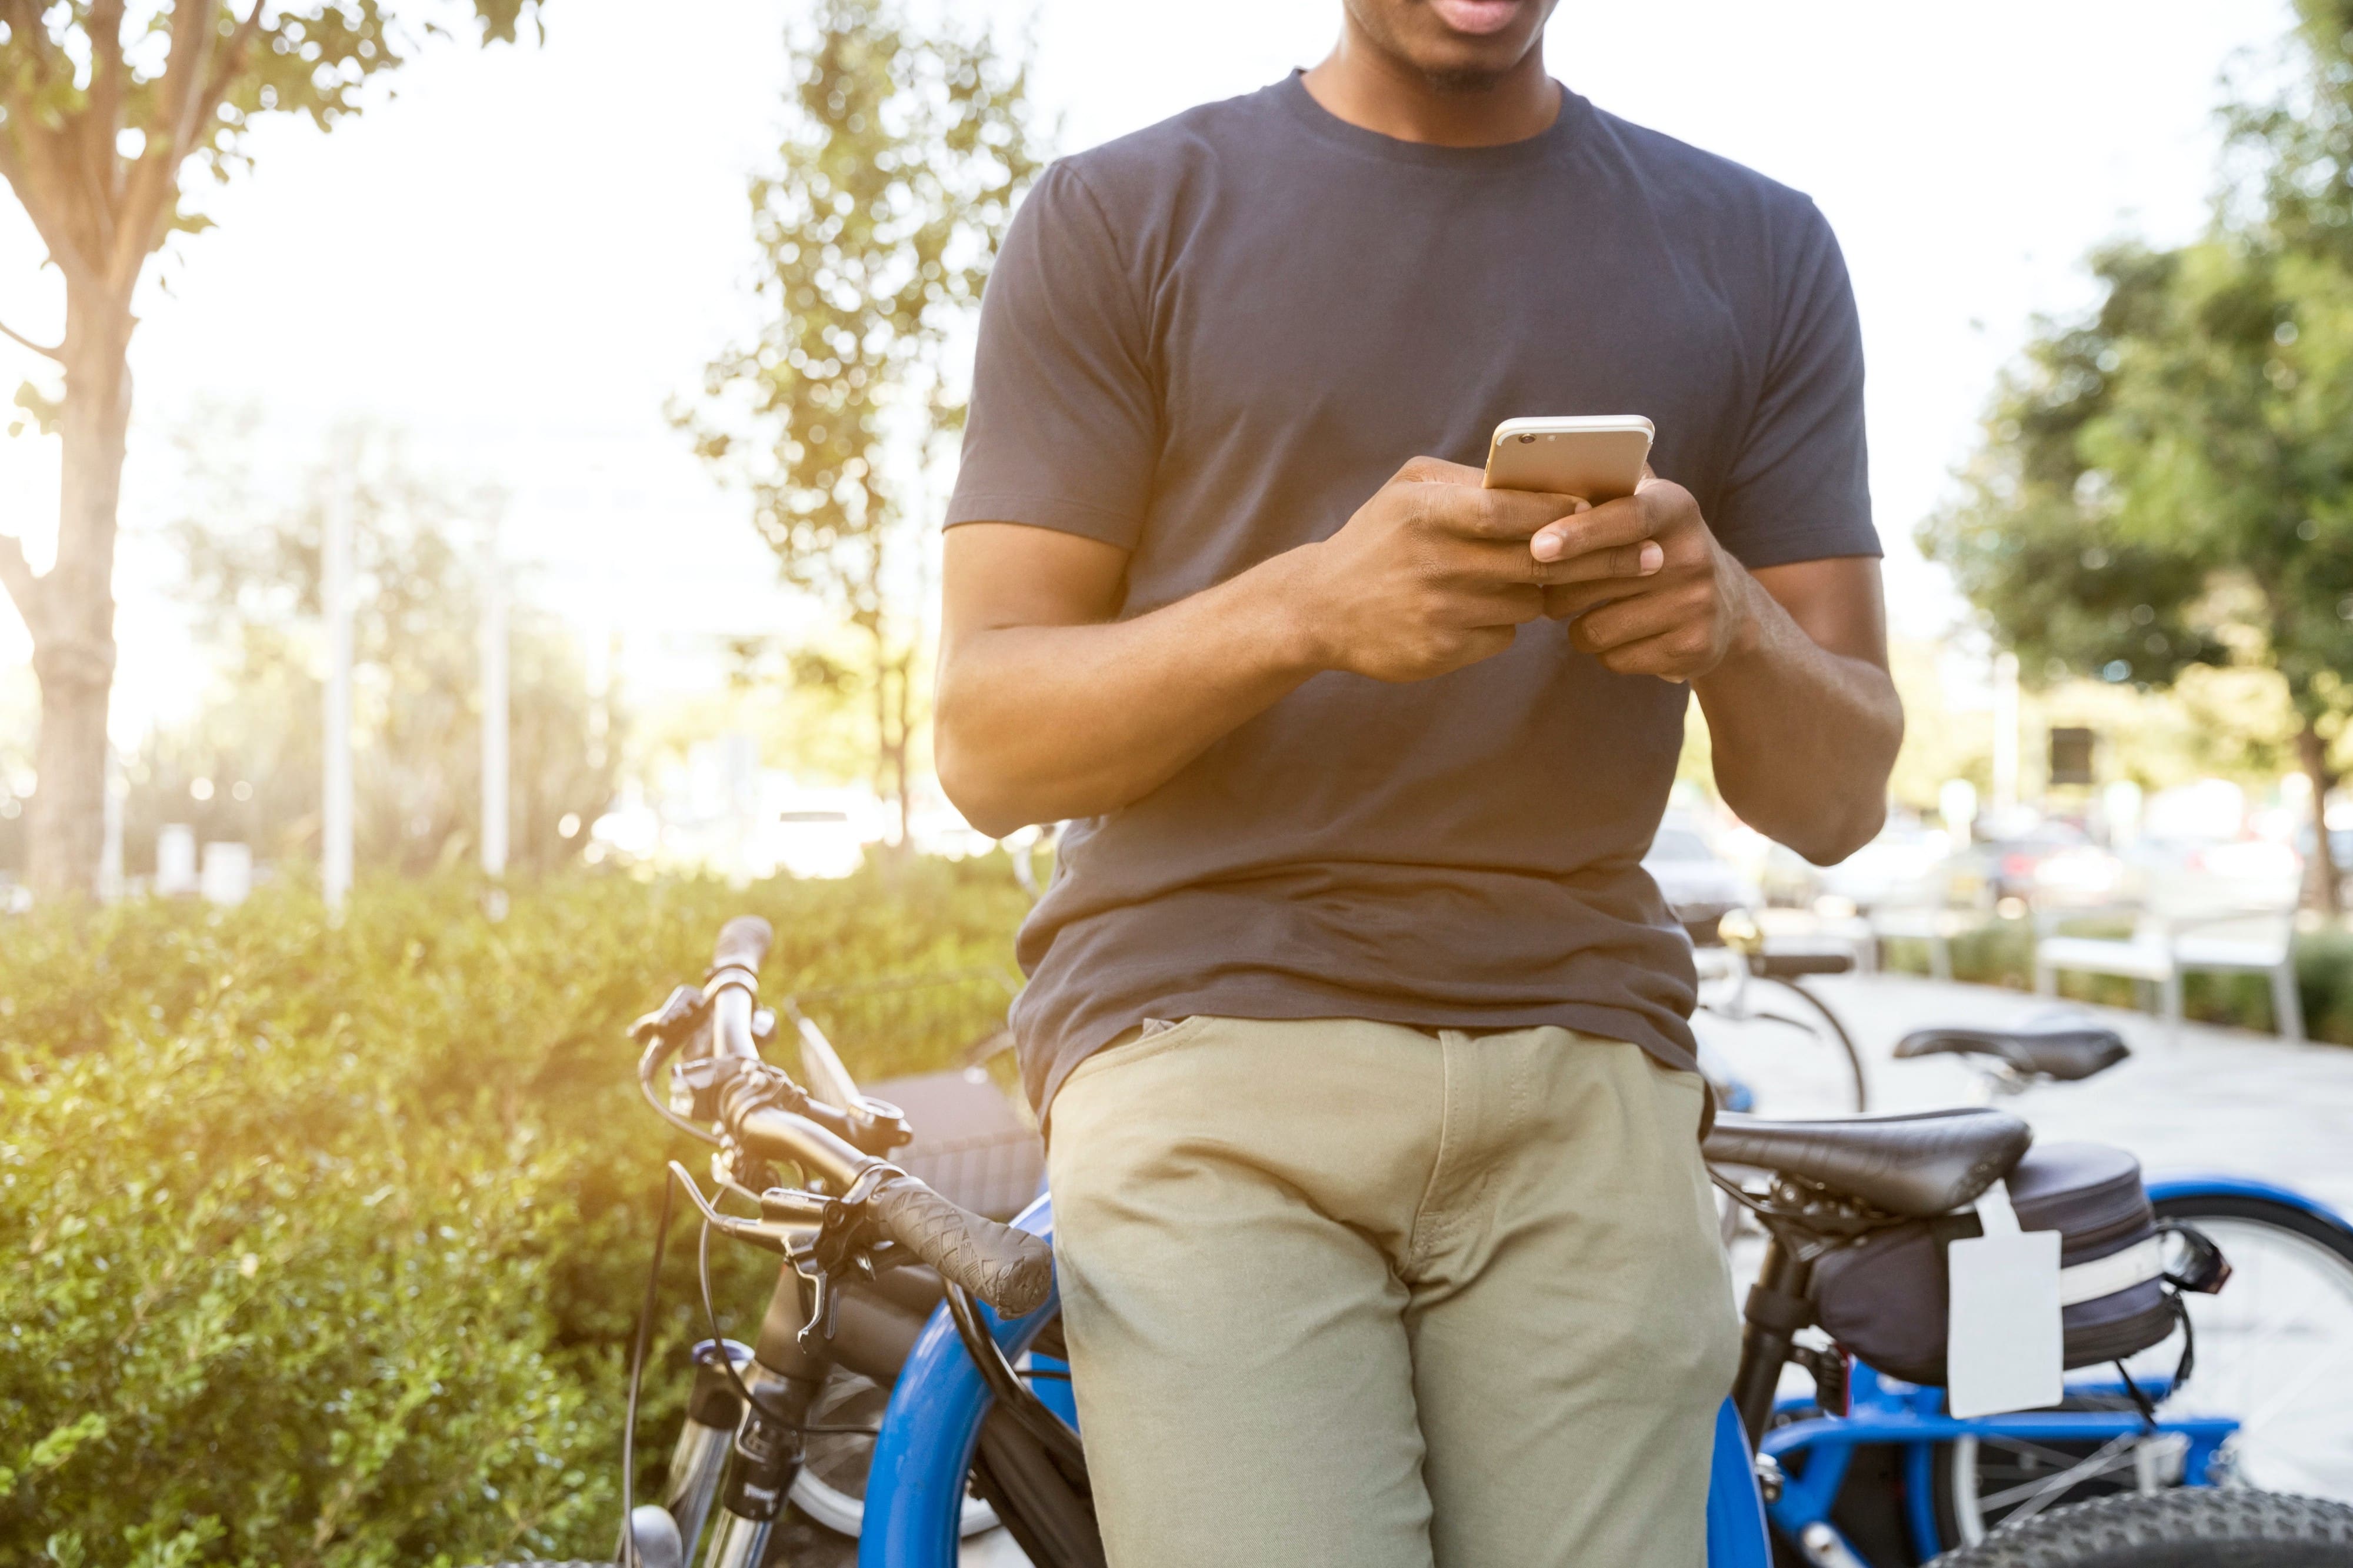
[{"xmin": 0, "ymin": 0, "xmax": 2299, "ymax": 753}]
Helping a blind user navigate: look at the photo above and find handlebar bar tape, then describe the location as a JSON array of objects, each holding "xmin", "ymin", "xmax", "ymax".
[
  {"xmin": 864, "ymin": 1174, "xmax": 1054, "ymax": 1318},
  {"xmin": 711, "ymin": 916, "xmax": 775, "ymax": 976}
]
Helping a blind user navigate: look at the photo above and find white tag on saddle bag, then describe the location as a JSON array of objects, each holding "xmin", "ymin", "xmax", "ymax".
[{"xmin": 1945, "ymin": 1179, "xmax": 2063, "ymax": 1418}]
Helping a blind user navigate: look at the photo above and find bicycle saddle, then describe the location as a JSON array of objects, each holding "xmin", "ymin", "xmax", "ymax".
[
  {"xmin": 1891, "ymin": 1023, "xmax": 2129, "ymax": 1083},
  {"xmin": 1703, "ymin": 1107, "xmax": 2034, "ymax": 1218}
]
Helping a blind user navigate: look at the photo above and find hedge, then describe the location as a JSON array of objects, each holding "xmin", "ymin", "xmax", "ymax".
[
  {"xmin": 0, "ymin": 863, "xmax": 1028, "ymax": 1568},
  {"xmin": 13, "ymin": 866, "xmax": 2342, "ymax": 1565}
]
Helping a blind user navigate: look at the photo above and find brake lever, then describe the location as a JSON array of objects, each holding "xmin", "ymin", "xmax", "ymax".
[
  {"xmin": 788, "ymin": 1165, "xmax": 905, "ymax": 1352},
  {"xmin": 665, "ymin": 1160, "xmax": 798, "ymax": 1256},
  {"xmin": 629, "ymin": 983, "xmax": 708, "ymax": 1047}
]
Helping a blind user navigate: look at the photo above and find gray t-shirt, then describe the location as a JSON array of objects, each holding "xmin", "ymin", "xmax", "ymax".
[{"xmin": 946, "ymin": 75, "xmax": 1878, "ymax": 1114}]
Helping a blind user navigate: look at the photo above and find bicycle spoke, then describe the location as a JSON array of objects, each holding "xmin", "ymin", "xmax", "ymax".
[{"xmin": 1979, "ymin": 1435, "xmax": 2138, "ymax": 1521}]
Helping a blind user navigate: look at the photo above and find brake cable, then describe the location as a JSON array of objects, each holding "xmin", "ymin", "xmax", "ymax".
[{"xmin": 617, "ymin": 1167, "xmax": 678, "ymax": 1568}]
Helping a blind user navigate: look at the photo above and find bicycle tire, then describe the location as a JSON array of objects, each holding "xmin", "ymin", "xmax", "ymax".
[
  {"xmin": 1922, "ymin": 1489, "xmax": 2353, "ymax": 1566},
  {"xmin": 1933, "ymin": 1192, "xmax": 2353, "ymax": 1546},
  {"xmin": 1759, "ymin": 975, "xmax": 1868, "ymax": 1113},
  {"xmin": 2148, "ymin": 1192, "xmax": 2353, "ymax": 1274}
]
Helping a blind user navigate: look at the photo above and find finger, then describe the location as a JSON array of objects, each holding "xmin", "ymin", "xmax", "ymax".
[
  {"xmin": 1568, "ymin": 592, "xmax": 1683, "ymax": 653},
  {"xmin": 1542, "ymin": 572, "xmax": 1659, "ymax": 617},
  {"xmin": 1444, "ymin": 485, "xmax": 1591, "ymax": 542},
  {"xmin": 1394, "ymin": 454, "xmax": 1488, "ymax": 489},
  {"xmin": 1528, "ymin": 494, "xmax": 1658, "ymax": 562},
  {"xmin": 1594, "ymin": 626, "xmax": 1702, "ymax": 683},
  {"xmin": 1531, "ymin": 539, "xmax": 1664, "ymax": 586},
  {"xmin": 1544, "ymin": 582, "xmax": 1631, "ymax": 619}
]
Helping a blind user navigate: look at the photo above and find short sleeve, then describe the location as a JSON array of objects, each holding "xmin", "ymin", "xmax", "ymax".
[
  {"xmin": 1709, "ymin": 198, "xmax": 1878, "ymax": 569},
  {"xmin": 944, "ymin": 162, "xmax": 1159, "ymax": 549}
]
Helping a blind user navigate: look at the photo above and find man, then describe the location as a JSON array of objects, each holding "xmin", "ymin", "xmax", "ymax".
[{"xmin": 934, "ymin": 0, "xmax": 1902, "ymax": 1562}]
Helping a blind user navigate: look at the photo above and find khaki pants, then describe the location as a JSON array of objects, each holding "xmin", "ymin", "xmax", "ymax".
[{"xmin": 1045, "ymin": 1016, "xmax": 1739, "ymax": 1568}]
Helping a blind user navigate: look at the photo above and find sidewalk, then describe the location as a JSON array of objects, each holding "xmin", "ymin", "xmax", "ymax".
[{"xmin": 1804, "ymin": 971, "xmax": 2353, "ymax": 1214}]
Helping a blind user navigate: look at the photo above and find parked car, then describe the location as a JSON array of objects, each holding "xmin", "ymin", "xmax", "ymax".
[
  {"xmin": 1814, "ymin": 819, "xmax": 1953, "ymax": 912},
  {"xmin": 1956, "ymin": 819, "xmax": 2099, "ymax": 903}
]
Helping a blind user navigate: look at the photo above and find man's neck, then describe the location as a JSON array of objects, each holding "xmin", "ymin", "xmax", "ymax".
[{"xmin": 1300, "ymin": 23, "xmax": 1559, "ymax": 148}]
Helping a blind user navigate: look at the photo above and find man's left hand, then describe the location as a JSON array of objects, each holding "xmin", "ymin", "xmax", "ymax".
[{"xmin": 1529, "ymin": 475, "xmax": 1758, "ymax": 683}]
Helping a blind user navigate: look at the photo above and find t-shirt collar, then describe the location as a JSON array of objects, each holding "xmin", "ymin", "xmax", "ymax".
[{"xmin": 1274, "ymin": 68, "xmax": 1587, "ymax": 170}]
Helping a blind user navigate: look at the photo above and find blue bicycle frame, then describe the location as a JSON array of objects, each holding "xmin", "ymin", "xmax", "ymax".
[{"xmin": 1759, "ymin": 1362, "xmax": 2235, "ymax": 1564}]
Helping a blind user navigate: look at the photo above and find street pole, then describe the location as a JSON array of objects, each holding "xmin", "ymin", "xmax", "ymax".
[
  {"xmin": 1992, "ymin": 649, "xmax": 2020, "ymax": 818},
  {"xmin": 480, "ymin": 535, "xmax": 509, "ymax": 881},
  {"xmin": 322, "ymin": 484, "xmax": 355, "ymax": 912}
]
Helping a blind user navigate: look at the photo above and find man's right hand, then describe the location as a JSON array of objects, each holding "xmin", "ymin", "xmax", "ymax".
[{"xmin": 1291, "ymin": 456, "xmax": 1665, "ymax": 683}]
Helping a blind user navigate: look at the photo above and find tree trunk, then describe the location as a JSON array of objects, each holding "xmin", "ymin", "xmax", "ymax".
[
  {"xmin": 2297, "ymin": 719, "xmax": 2342, "ymax": 916},
  {"xmin": 24, "ymin": 288, "xmax": 135, "ymax": 901}
]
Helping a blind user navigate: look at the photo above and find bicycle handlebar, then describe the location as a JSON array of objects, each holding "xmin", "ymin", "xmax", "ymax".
[
  {"xmin": 660, "ymin": 913, "xmax": 1053, "ymax": 1318},
  {"xmin": 706, "ymin": 917, "xmax": 774, "ymax": 1063},
  {"xmin": 711, "ymin": 915, "xmax": 774, "ymax": 976},
  {"xmin": 864, "ymin": 1172, "xmax": 1055, "ymax": 1317},
  {"xmin": 729, "ymin": 1105, "xmax": 1054, "ymax": 1315}
]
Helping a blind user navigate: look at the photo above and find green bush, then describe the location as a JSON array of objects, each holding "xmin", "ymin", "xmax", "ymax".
[
  {"xmin": 1878, "ymin": 913, "xmax": 2353, "ymax": 1045},
  {"xmin": 0, "ymin": 862, "xmax": 1028, "ymax": 1567}
]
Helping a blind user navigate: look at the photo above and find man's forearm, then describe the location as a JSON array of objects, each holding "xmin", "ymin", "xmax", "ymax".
[
  {"xmin": 1693, "ymin": 571, "xmax": 1902, "ymax": 864},
  {"xmin": 936, "ymin": 551, "xmax": 1325, "ymax": 838}
]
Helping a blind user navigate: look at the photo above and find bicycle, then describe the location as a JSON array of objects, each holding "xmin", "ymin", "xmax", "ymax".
[
  {"xmin": 1885, "ymin": 1019, "xmax": 2353, "ymax": 1549},
  {"xmin": 1692, "ymin": 910, "xmax": 1870, "ymax": 1119},
  {"xmin": 1702, "ymin": 1010, "xmax": 2353, "ymax": 1562},
  {"xmin": 478, "ymin": 916, "xmax": 2353, "ymax": 1568}
]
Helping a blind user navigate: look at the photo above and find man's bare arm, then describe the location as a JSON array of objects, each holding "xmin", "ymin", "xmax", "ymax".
[
  {"xmin": 935, "ymin": 524, "xmax": 1326, "ymax": 838},
  {"xmin": 935, "ymin": 459, "xmax": 1661, "ymax": 838},
  {"xmin": 1693, "ymin": 558, "xmax": 1902, "ymax": 863},
  {"xmin": 1531, "ymin": 481, "xmax": 1901, "ymax": 863}
]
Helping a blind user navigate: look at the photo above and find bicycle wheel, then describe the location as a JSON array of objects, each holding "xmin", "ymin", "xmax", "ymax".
[
  {"xmin": 788, "ymin": 1367, "xmax": 1001, "ymax": 1539},
  {"xmin": 1922, "ymin": 1489, "xmax": 2353, "ymax": 1566},
  {"xmin": 2141, "ymin": 1195, "xmax": 2353, "ymax": 1498},
  {"xmin": 1692, "ymin": 973, "xmax": 1868, "ymax": 1118},
  {"xmin": 1935, "ymin": 1192, "xmax": 2353, "ymax": 1546}
]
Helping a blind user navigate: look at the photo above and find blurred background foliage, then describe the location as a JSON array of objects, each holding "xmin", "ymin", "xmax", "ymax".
[
  {"xmin": 116, "ymin": 413, "xmax": 616, "ymax": 882},
  {"xmin": 1925, "ymin": 0, "xmax": 2353, "ymax": 907},
  {"xmin": 0, "ymin": 862, "xmax": 1028, "ymax": 1566}
]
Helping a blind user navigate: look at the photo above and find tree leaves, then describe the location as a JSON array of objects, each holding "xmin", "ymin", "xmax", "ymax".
[{"xmin": 676, "ymin": 0, "xmax": 1045, "ymax": 833}]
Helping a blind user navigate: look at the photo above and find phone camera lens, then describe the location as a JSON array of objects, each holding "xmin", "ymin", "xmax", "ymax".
[{"xmin": 1518, "ymin": 433, "xmax": 1536, "ymax": 444}]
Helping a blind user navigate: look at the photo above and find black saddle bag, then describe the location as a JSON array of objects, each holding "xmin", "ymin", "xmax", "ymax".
[{"xmin": 1809, "ymin": 1142, "xmax": 2177, "ymax": 1387}]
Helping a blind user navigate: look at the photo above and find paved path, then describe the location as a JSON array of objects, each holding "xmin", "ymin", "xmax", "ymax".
[{"xmin": 1800, "ymin": 972, "xmax": 2353, "ymax": 1214}]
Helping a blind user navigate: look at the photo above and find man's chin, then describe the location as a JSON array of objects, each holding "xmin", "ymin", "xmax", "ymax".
[
  {"xmin": 1405, "ymin": 0, "xmax": 1544, "ymax": 89},
  {"xmin": 1427, "ymin": 0, "xmax": 1527, "ymax": 36}
]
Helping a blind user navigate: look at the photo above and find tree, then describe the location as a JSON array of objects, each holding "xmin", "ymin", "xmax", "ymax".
[
  {"xmin": 0, "ymin": 0, "xmax": 546, "ymax": 901},
  {"xmin": 1922, "ymin": 238, "xmax": 2353, "ymax": 910},
  {"xmin": 679, "ymin": 0, "xmax": 1043, "ymax": 843}
]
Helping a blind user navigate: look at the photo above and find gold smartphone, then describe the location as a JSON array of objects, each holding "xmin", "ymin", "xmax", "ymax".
[{"xmin": 1482, "ymin": 415, "xmax": 1654, "ymax": 502}]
